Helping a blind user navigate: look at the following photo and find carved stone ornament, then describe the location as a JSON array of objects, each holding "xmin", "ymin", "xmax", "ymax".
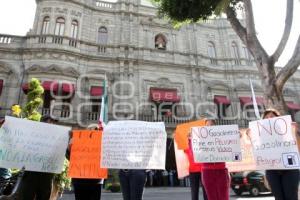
[{"xmin": 26, "ymin": 64, "xmax": 79, "ymax": 77}]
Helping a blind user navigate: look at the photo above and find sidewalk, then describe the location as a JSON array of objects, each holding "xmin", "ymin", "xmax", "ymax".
[{"xmin": 60, "ymin": 187, "xmax": 278, "ymax": 200}]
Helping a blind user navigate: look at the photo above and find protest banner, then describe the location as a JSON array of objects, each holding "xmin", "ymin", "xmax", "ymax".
[
  {"xmin": 68, "ymin": 130, "xmax": 108, "ymax": 179},
  {"xmin": 174, "ymin": 140, "xmax": 189, "ymax": 179},
  {"xmin": 226, "ymin": 129, "xmax": 256, "ymax": 172},
  {"xmin": 0, "ymin": 116, "xmax": 70, "ymax": 173},
  {"xmin": 101, "ymin": 121, "xmax": 167, "ymax": 169},
  {"xmin": 191, "ymin": 125, "xmax": 241, "ymax": 163},
  {"xmin": 249, "ymin": 115, "xmax": 300, "ymax": 170},
  {"xmin": 174, "ymin": 120, "xmax": 206, "ymax": 150}
]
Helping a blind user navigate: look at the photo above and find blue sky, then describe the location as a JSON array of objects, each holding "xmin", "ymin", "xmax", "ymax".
[{"xmin": 0, "ymin": 0, "xmax": 299, "ymax": 67}]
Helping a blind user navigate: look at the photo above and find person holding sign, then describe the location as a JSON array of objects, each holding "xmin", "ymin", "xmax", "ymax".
[
  {"xmin": 68, "ymin": 124, "xmax": 106, "ymax": 200},
  {"xmin": 201, "ymin": 116, "xmax": 230, "ymax": 200},
  {"xmin": 261, "ymin": 108, "xmax": 299, "ymax": 200},
  {"xmin": 19, "ymin": 115, "xmax": 58, "ymax": 200},
  {"xmin": 184, "ymin": 139, "xmax": 207, "ymax": 200}
]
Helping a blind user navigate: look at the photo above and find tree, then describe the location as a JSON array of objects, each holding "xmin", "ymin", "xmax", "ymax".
[{"xmin": 154, "ymin": 0, "xmax": 300, "ymax": 114}]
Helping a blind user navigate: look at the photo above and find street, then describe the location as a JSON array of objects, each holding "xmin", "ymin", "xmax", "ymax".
[{"xmin": 61, "ymin": 187, "xmax": 275, "ymax": 200}]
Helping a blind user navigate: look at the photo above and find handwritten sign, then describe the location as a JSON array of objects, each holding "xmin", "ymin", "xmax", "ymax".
[
  {"xmin": 191, "ymin": 125, "xmax": 241, "ymax": 163},
  {"xmin": 226, "ymin": 129, "xmax": 256, "ymax": 172},
  {"xmin": 68, "ymin": 130, "xmax": 108, "ymax": 179},
  {"xmin": 101, "ymin": 121, "xmax": 167, "ymax": 169},
  {"xmin": 174, "ymin": 140, "xmax": 189, "ymax": 179},
  {"xmin": 249, "ymin": 115, "xmax": 300, "ymax": 170},
  {"xmin": 0, "ymin": 116, "xmax": 70, "ymax": 173}
]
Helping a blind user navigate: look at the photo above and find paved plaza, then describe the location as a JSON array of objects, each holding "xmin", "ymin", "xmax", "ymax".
[{"xmin": 61, "ymin": 187, "xmax": 275, "ymax": 200}]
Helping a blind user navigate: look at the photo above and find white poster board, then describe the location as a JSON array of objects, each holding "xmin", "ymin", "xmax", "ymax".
[
  {"xmin": 191, "ymin": 125, "xmax": 241, "ymax": 163},
  {"xmin": 101, "ymin": 121, "xmax": 167, "ymax": 169},
  {"xmin": 0, "ymin": 116, "xmax": 70, "ymax": 173},
  {"xmin": 249, "ymin": 115, "xmax": 300, "ymax": 170},
  {"xmin": 174, "ymin": 140, "xmax": 189, "ymax": 179}
]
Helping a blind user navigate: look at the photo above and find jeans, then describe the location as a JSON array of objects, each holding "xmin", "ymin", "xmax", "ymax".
[
  {"xmin": 202, "ymin": 169, "xmax": 230, "ymax": 200},
  {"xmin": 266, "ymin": 169, "xmax": 299, "ymax": 200},
  {"xmin": 19, "ymin": 171, "xmax": 54, "ymax": 200},
  {"xmin": 119, "ymin": 170, "xmax": 147, "ymax": 200},
  {"xmin": 189, "ymin": 172, "xmax": 208, "ymax": 200}
]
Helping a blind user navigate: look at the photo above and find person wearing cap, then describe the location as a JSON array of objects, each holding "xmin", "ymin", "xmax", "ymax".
[
  {"xmin": 69, "ymin": 124, "xmax": 104, "ymax": 200},
  {"xmin": 201, "ymin": 114, "xmax": 230, "ymax": 200},
  {"xmin": 262, "ymin": 108, "xmax": 299, "ymax": 200},
  {"xmin": 19, "ymin": 115, "xmax": 57, "ymax": 200}
]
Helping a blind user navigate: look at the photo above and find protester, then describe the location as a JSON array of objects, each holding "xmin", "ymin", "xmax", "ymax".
[
  {"xmin": 184, "ymin": 139, "xmax": 208, "ymax": 200},
  {"xmin": 70, "ymin": 124, "xmax": 104, "ymax": 200},
  {"xmin": 201, "ymin": 115, "xmax": 230, "ymax": 200},
  {"xmin": 119, "ymin": 169, "xmax": 147, "ymax": 200},
  {"xmin": 19, "ymin": 114, "xmax": 57, "ymax": 200},
  {"xmin": 262, "ymin": 108, "xmax": 299, "ymax": 200}
]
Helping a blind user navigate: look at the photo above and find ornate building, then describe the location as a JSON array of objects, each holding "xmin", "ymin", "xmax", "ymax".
[{"xmin": 0, "ymin": 0, "xmax": 300, "ymax": 134}]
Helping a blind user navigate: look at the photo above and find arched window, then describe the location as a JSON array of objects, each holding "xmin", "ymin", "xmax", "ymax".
[
  {"xmin": 70, "ymin": 20, "xmax": 78, "ymax": 39},
  {"xmin": 54, "ymin": 17, "xmax": 65, "ymax": 36},
  {"xmin": 207, "ymin": 42, "xmax": 217, "ymax": 64},
  {"xmin": 155, "ymin": 34, "xmax": 167, "ymax": 50},
  {"xmin": 41, "ymin": 16, "xmax": 50, "ymax": 34},
  {"xmin": 98, "ymin": 26, "xmax": 108, "ymax": 45},
  {"xmin": 232, "ymin": 42, "xmax": 240, "ymax": 65}
]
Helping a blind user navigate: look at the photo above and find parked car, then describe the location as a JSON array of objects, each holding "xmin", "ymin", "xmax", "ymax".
[{"xmin": 231, "ymin": 171, "xmax": 271, "ymax": 196}]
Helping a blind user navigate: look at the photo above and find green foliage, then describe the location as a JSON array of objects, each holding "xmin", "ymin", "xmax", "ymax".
[
  {"xmin": 54, "ymin": 159, "xmax": 72, "ymax": 192},
  {"xmin": 22, "ymin": 78, "xmax": 44, "ymax": 121},
  {"xmin": 105, "ymin": 182, "xmax": 121, "ymax": 193},
  {"xmin": 153, "ymin": 0, "xmax": 242, "ymax": 22}
]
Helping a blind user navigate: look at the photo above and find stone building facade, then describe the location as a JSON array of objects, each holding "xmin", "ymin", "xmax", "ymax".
[{"xmin": 0, "ymin": 0, "xmax": 300, "ymax": 134}]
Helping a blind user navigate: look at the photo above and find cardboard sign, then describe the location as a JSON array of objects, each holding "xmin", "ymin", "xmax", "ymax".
[
  {"xmin": 68, "ymin": 130, "xmax": 108, "ymax": 179},
  {"xmin": 249, "ymin": 115, "xmax": 300, "ymax": 170},
  {"xmin": 226, "ymin": 129, "xmax": 256, "ymax": 172},
  {"xmin": 191, "ymin": 125, "xmax": 241, "ymax": 163},
  {"xmin": 174, "ymin": 140, "xmax": 189, "ymax": 179},
  {"xmin": 0, "ymin": 116, "xmax": 70, "ymax": 173},
  {"xmin": 174, "ymin": 120, "xmax": 206, "ymax": 150},
  {"xmin": 101, "ymin": 121, "xmax": 167, "ymax": 169}
]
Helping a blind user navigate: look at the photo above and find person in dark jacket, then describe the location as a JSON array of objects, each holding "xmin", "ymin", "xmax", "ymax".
[{"xmin": 69, "ymin": 124, "xmax": 103, "ymax": 200}]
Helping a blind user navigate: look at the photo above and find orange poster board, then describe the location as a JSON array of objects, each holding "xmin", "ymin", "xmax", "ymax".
[
  {"xmin": 68, "ymin": 130, "xmax": 108, "ymax": 179},
  {"xmin": 174, "ymin": 119, "xmax": 206, "ymax": 150}
]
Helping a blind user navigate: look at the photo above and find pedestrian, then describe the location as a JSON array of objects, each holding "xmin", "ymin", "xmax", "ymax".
[
  {"xmin": 184, "ymin": 139, "xmax": 208, "ymax": 200},
  {"xmin": 201, "ymin": 115, "xmax": 230, "ymax": 200},
  {"xmin": 168, "ymin": 170, "xmax": 174, "ymax": 187},
  {"xmin": 70, "ymin": 124, "xmax": 104, "ymax": 200},
  {"xmin": 261, "ymin": 108, "xmax": 299, "ymax": 200},
  {"xmin": 119, "ymin": 169, "xmax": 147, "ymax": 200},
  {"xmin": 19, "ymin": 115, "xmax": 57, "ymax": 200}
]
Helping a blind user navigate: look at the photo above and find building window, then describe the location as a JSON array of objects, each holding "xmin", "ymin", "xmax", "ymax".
[
  {"xmin": 98, "ymin": 26, "xmax": 108, "ymax": 45},
  {"xmin": 207, "ymin": 42, "xmax": 217, "ymax": 64},
  {"xmin": 54, "ymin": 17, "xmax": 65, "ymax": 36},
  {"xmin": 232, "ymin": 42, "xmax": 241, "ymax": 65},
  {"xmin": 41, "ymin": 16, "xmax": 50, "ymax": 34},
  {"xmin": 70, "ymin": 20, "xmax": 78, "ymax": 39},
  {"xmin": 243, "ymin": 46, "xmax": 252, "ymax": 65},
  {"xmin": 155, "ymin": 34, "xmax": 167, "ymax": 50}
]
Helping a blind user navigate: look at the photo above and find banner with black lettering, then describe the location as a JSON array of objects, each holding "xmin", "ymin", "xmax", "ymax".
[
  {"xmin": 249, "ymin": 115, "xmax": 300, "ymax": 170},
  {"xmin": 191, "ymin": 125, "xmax": 241, "ymax": 163}
]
